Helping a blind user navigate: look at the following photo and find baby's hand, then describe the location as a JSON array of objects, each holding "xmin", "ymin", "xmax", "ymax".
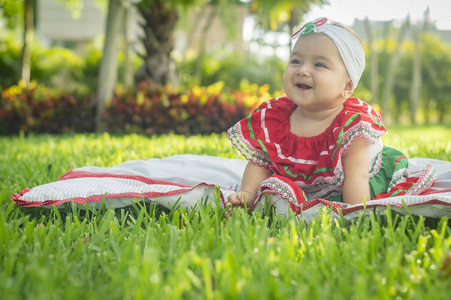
[
  {"xmin": 227, "ymin": 191, "xmax": 256, "ymax": 207},
  {"xmin": 225, "ymin": 191, "xmax": 256, "ymax": 219}
]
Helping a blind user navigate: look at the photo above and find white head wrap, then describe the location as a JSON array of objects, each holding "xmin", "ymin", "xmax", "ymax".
[{"xmin": 292, "ymin": 17, "xmax": 365, "ymax": 89}]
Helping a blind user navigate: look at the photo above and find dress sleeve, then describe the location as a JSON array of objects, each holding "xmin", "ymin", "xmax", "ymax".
[
  {"xmin": 226, "ymin": 99, "xmax": 277, "ymax": 171},
  {"xmin": 340, "ymin": 98, "xmax": 387, "ymax": 155}
]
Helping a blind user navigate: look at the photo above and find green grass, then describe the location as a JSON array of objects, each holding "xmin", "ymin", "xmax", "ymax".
[{"xmin": 1, "ymin": 125, "xmax": 451, "ymax": 299}]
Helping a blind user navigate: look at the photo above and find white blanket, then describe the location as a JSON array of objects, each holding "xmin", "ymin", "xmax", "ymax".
[{"xmin": 12, "ymin": 155, "xmax": 451, "ymax": 224}]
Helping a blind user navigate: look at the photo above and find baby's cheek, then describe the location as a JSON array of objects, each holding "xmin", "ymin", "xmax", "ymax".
[{"xmin": 282, "ymin": 70, "xmax": 291, "ymax": 90}]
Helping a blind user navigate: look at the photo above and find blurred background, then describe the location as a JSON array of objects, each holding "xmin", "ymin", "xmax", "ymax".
[{"xmin": 1, "ymin": 0, "xmax": 450, "ymax": 135}]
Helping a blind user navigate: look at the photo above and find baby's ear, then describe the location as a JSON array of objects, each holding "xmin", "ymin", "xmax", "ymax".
[{"xmin": 341, "ymin": 80, "xmax": 354, "ymax": 98}]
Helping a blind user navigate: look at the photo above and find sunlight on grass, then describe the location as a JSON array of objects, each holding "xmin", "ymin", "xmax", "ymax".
[
  {"xmin": 384, "ymin": 125, "xmax": 451, "ymax": 160},
  {"xmin": 1, "ymin": 125, "xmax": 450, "ymax": 299}
]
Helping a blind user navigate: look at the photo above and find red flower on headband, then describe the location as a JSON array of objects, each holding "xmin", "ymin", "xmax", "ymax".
[{"xmin": 291, "ymin": 17, "xmax": 328, "ymax": 39}]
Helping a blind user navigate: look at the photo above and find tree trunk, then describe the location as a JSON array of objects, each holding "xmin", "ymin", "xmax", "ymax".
[
  {"xmin": 410, "ymin": 28, "xmax": 421, "ymax": 125},
  {"xmin": 195, "ymin": 4, "xmax": 218, "ymax": 82},
  {"xmin": 437, "ymin": 102, "xmax": 446, "ymax": 123},
  {"xmin": 96, "ymin": 0, "xmax": 125, "ymax": 132},
  {"xmin": 20, "ymin": 0, "xmax": 34, "ymax": 84},
  {"xmin": 410, "ymin": 10, "xmax": 430, "ymax": 125},
  {"xmin": 424, "ymin": 63, "xmax": 439, "ymax": 124},
  {"xmin": 382, "ymin": 17, "xmax": 409, "ymax": 123},
  {"xmin": 364, "ymin": 18, "xmax": 379, "ymax": 107},
  {"xmin": 135, "ymin": 0, "xmax": 178, "ymax": 85},
  {"xmin": 123, "ymin": 4, "xmax": 134, "ymax": 90},
  {"xmin": 186, "ymin": 7, "xmax": 207, "ymax": 51},
  {"xmin": 179, "ymin": 6, "xmax": 207, "ymax": 78},
  {"xmin": 423, "ymin": 97, "xmax": 430, "ymax": 124}
]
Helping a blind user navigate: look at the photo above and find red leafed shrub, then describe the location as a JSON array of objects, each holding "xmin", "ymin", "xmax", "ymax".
[
  {"xmin": 104, "ymin": 81, "xmax": 274, "ymax": 135},
  {"xmin": 0, "ymin": 81, "xmax": 96, "ymax": 135},
  {"xmin": 0, "ymin": 80, "xmax": 277, "ymax": 135}
]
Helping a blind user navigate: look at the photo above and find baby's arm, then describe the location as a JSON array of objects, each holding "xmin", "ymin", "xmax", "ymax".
[
  {"xmin": 342, "ymin": 138, "xmax": 371, "ymax": 205},
  {"xmin": 228, "ymin": 162, "xmax": 272, "ymax": 207}
]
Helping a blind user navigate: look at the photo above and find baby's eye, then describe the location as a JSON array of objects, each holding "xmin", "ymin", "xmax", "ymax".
[
  {"xmin": 290, "ymin": 59, "xmax": 301, "ymax": 64},
  {"xmin": 315, "ymin": 62, "xmax": 326, "ymax": 68}
]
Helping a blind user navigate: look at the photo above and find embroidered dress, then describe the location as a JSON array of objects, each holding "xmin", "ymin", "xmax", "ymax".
[{"xmin": 227, "ymin": 96, "xmax": 436, "ymax": 212}]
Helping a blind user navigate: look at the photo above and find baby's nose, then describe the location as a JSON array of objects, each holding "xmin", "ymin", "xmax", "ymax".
[{"xmin": 296, "ymin": 64, "xmax": 311, "ymax": 76}]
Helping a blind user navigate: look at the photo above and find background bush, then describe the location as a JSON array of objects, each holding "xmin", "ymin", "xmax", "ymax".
[
  {"xmin": 0, "ymin": 80, "xmax": 276, "ymax": 136},
  {"xmin": 0, "ymin": 33, "xmax": 95, "ymax": 91},
  {"xmin": 2, "ymin": 28, "xmax": 451, "ymax": 130},
  {"xmin": 178, "ymin": 49, "xmax": 286, "ymax": 94},
  {"xmin": 0, "ymin": 81, "xmax": 96, "ymax": 135}
]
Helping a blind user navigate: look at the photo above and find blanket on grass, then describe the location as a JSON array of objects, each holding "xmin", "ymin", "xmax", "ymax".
[{"xmin": 12, "ymin": 155, "xmax": 451, "ymax": 223}]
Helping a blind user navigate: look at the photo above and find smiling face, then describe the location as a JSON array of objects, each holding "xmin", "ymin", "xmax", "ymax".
[{"xmin": 283, "ymin": 32, "xmax": 354, "ymax": 113}]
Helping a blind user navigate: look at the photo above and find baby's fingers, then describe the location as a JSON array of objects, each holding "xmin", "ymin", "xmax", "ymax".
[{"xmin": 227, "ymin": 193, "xmax": 243, "ymax": 206}]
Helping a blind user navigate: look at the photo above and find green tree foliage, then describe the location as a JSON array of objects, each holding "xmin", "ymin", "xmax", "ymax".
[
  {"xmin": 1, "ymin": 1, "xmax": 451, "ymax": 125},
  {"xmin": 0, "ymin": 0, "xmax": 23, "ymax": 30},
  {"xmin": 250, "ymin": 0, "xmax": 328, "ymax": 32},
  {"xmin": 0, "ymin": 32, "xmax": 104, "ymax": 91},
  {"xmin": 134, "ymin": 0, "xmax": 327, "ymax": 84},
  {"xmin": 179, "ymin": 49, "xmax": 285, "ymax": 93},
  {"xmin": 0, "ymin": 33, "xmax": 21, "ymax": 88},
  {"xmin": 420, "ymin": 35, "xmax": 451, "ymax": 123},
  {"xmin": 357, "ymin": 33, "xmax": 451, "ymax": 124},
  {"xmin": 393, "ymin": 34, "xmax": 451, "ymax": 124},
  {"xmin": 55, "ymin": 0, "xmax": 86, "ymax": 19}
]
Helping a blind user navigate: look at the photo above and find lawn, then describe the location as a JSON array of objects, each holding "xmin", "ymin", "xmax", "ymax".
[{"xmin": 1, "ymin": 125, "xmax": 451, "ymax": 299}]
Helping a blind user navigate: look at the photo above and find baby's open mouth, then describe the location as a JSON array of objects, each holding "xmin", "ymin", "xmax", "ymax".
[{"xmin": 296, "ymin": 83, "xmax": 312, "ymax": 89}]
